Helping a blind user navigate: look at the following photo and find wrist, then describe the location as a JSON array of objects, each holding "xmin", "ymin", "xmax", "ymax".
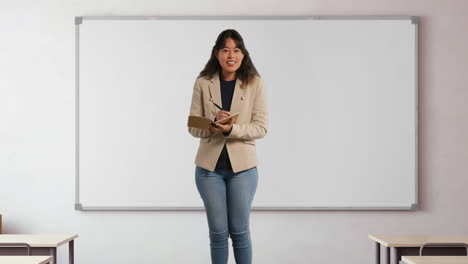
[{"xmin": 223, "ymin": 124, "xmax": 233, "ymax": 134}]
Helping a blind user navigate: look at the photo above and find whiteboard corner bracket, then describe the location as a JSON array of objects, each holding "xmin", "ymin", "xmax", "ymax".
[{"xmin": 75, "ymin": 17, "xmax": 83, "ymax": 25}]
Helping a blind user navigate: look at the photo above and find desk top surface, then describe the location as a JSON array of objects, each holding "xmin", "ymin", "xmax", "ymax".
[
  {"xmin": 402, "ymin": 256, "xmax": 468, "ymax": 264},
  {"xmin": 0, "ymin": 234, "xmax": 78, "ymax": 247},
  {"xmin": 368, "ymin": 234, "xmax": 468, "ymax": 247},
  {"xmin": 0, "ymin": 256, "xmax": 53, "ymax": 264}
]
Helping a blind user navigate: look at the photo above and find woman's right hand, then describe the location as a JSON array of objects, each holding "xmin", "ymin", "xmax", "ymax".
[{"xmin": 215, "ymin": 110, "xmax": 231, "ymax": 121}]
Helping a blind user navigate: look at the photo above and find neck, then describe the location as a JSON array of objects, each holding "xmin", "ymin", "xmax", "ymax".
[{"xmin": 220, "ymin": 70, "xmax": 236, "ymax": 81}]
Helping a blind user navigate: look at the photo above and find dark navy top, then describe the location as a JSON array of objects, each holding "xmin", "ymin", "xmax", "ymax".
[{"xmin": 214, "ymin": 75, "xmax": 235, "ymax": 171}]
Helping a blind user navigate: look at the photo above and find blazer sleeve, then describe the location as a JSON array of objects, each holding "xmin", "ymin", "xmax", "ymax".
[
  {"xmin": 188, "ymin": 78, "xmax": 214, "ymax": 138},
  {"xmin": 225, "ymin": 77, "xmax": 268, "ymax": 140}
]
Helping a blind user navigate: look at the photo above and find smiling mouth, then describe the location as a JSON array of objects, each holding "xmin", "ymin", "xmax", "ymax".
[{"xmin": 227, "ymin": 61, "xmax": 236, "ymax": 65}]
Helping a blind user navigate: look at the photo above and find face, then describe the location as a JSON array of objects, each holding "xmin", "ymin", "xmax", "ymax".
[{"xmin": 215, "ymin": 37, "xmax": 244, "ymax": 76}]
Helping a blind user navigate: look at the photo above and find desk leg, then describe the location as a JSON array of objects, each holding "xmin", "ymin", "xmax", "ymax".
[
  {"xmin": 50, "ymin": 248, "xmax": 57, "ymax": 264},
  {"xmin": 69, "ymin": 240, "xmax": 74, "ymax": 264},
  {"xmin": 386, "ymin": 247, "xmax": 390, "ymax": 264},
  {"xmin": 391, "ymin": 247, "xmax": 401, "ymax": 264},
  {"xmin": 376, "ymin": 242, "xmax": 380, "ymax": 264}
]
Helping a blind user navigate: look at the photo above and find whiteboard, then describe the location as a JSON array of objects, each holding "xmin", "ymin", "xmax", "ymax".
[{"xmin": 75, "ymin": 16, "xmax": 418, "ymax": 211}]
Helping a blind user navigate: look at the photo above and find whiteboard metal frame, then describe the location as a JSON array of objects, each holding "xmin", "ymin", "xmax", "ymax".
[{"xmin": 74, "ymin": 15, "xmax": 419, "ymax": 211}]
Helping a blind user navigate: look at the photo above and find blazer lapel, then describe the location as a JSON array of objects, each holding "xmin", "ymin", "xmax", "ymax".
[
  {"xmin": 229, "ymin": 77, "xmax": 243, "ymax": 115},
  {"xmin": 208, "ymin": 72, "xmax": 222, "ymax": 110},
  {"xmin": 209, "ymin": 71, "xmax": 244, "ymax": 114}
]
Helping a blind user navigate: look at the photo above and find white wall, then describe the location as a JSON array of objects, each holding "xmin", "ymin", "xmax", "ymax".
[{"xmin": 1, "ymin": 0, "xmax": 467, "ymax": 263}]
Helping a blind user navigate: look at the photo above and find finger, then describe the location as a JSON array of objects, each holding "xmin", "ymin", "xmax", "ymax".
[{"xmin": 210, "ymin": 124, "xmax": 220, "ymax": 131}]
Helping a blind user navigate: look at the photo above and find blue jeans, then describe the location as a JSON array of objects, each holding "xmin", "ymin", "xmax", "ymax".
[{"xmin": 195, "ymin": 166, "xmax": 258, "ymax": 264}]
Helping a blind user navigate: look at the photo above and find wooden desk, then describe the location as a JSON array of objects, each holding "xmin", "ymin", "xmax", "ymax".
[
  {"xmin": 0, "ymin": 256, "xmax": 53, "ymax": 264},
  {"xmin": 402, "ymin": 256, "xmax": 468, "ymax": 264},
  {"xmin": 0, "ymin": 235, "xmax": 78, "ymax": 264},
  {"xmin": 369, "ymin": 235, "xmax": 468, "ymax": 264}
]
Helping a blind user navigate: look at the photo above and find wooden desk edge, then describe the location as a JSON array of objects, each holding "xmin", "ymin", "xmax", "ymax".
[
  {"xmin": 401, "ymin": 256, "xmax": 468, "ymax": 264},
  {"xmin": 401, "ymin": 256, "xmax": 416, "ymax": 264},
  {"xmin": 0, "ymin": 234, "xmax": 79, "ymax": 247},
  {"xmin": 56, "ymin": 234, "xmax": 79, "ymax": 247},
  {"xmin": 368, "ymin": 234, "xmax": 390, "ymax": 247},
  {"xmin": 37, "ymin": 256, "xmax": 54, "ymax": 264},
  {"xmin": 40, "ymin": 256, "xmax": 54, "ymax": 264},
  {"xmin": 368, "ymin": 234, "xmax": 468, "ymax": 248},
  {"xmin": 0, "ymin": 256, "xmax": 54, "ymax": 264}
]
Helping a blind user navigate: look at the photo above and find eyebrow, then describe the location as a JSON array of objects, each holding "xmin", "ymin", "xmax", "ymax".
[{"xmin": 222, "ymin": 46, "xmax": 241, "ymax": 49}]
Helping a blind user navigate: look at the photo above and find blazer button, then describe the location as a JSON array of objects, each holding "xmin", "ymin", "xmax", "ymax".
[
  {"xmin": 241, "ymin": 96, "xmax": 245, "ymax": 100},
  {"xmin": 209, "ymin": 98, "xmax": 213, "ymax": 102}
]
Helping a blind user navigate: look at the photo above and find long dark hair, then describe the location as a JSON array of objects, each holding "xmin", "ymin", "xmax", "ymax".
[{"xmin": 198, "ymin": 29, "xmax": 260, "ymax": 88}]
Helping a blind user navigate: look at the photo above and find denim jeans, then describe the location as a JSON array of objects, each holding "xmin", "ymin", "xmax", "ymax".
[{"xmin": 195, "ymin": 165, "xmax": 258, "ymax": 264}]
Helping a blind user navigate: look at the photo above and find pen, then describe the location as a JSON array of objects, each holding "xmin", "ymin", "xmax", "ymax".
[
  {"xmin": 210, "ymin": 100, "xmax": 229, "ymax": 127},
  {"xmin": 212, "ymin": 101, "xmax": 224, "ymax": 111}
]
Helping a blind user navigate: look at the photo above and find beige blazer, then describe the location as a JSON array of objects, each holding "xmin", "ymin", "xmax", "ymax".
[{"xmin": 188, "ymin": 72, "xmax": 268, "ymax": 173}]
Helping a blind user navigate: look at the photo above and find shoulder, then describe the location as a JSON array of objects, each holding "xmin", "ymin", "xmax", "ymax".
[
  {"xmin": 195, "ymin": 75, "xmax": 212, "ymax": 86},
  {"xmin": 251, "ymin": 75, "xmax": 263, "ymax": 86},
  {"xmin": 191, "ymin": 76, "xmax": 211, "ymax": 91},
  {"xmin": 252, "ymin": 75, "xmax": 264, "ymax": 90},
  {"xmin": 243, "ymin": 75, "xmax": 263, "ymax": 89}
]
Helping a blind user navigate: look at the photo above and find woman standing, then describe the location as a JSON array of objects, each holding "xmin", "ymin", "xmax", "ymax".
[{"xmin": 188, "ymin": 29, "xmax": 268, "ymax": 264}]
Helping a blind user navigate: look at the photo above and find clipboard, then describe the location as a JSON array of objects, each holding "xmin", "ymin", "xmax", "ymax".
[{"xmin": 187, "ymin": 113, "xmax": 239, "ymax": 130}]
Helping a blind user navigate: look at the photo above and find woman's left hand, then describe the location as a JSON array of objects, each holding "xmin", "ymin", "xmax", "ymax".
[{"xmin": 209, "ymin": 122, "xmax": 233, "ymax": 133}]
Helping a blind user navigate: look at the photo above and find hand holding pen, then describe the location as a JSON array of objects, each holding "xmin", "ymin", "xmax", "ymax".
[
  {"xmin": 212, "ymin": 101, "xmax": 231, "ymax": 121},
  {"xmin": 209, "ymin": 100, "xmax": 233, "ymax": 133}
]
